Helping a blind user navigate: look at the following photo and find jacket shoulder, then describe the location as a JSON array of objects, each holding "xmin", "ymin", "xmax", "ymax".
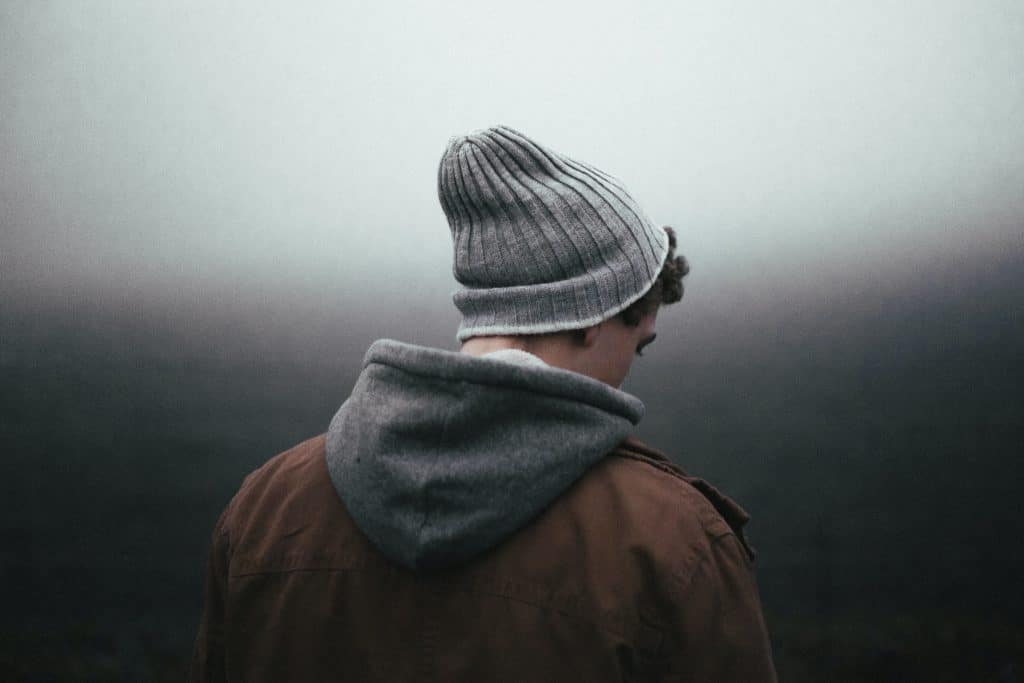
[
  {"xmin": 218, "ymin": 434, "xmax": 342, "ymax": 551},
  {"xmin": 605, "ymin": 436, "xmax": 757, "ymax": 562},
  {"xmin": 235, "ymin": 434, "xmax": 327, "ymax": 495}
]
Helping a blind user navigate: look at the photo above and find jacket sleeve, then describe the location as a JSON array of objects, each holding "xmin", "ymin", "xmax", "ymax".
[
  {"xmin": 190, "ymin": 509, "xmax": 231, "ymax": 683},
  {"xmin": 667, "ymin": 532, "xmax": 777, "ymax": 682}
]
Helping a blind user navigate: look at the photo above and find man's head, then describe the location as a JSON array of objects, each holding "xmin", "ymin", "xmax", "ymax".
[{"xmin": 439, "ymin": 125, "xmax": 689, "ymax": 387}]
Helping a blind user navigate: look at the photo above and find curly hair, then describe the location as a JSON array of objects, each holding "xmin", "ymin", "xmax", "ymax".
[{"xmin": 618, "ymin": 226, "xmax": 689, "ymax": 326}]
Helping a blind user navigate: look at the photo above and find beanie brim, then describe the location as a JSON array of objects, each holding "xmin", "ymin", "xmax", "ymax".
[{"xmin": 454, "ymin": 226, "xmax": 670, "ymax": 342}]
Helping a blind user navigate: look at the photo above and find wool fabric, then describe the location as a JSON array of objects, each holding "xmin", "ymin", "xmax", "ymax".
[{"xmin": 437, "ymin": 125, "xmax": 670, "ymax": 341}]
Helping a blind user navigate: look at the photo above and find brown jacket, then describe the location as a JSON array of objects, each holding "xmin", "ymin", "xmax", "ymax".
[{"xmin": 191, "ymin": 434, "xmax": 776, "ymax": 682}]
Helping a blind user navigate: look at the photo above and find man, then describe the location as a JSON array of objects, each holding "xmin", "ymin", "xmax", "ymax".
[{"xmin": 191, "ymin": 125, "xmax": 777, "ymax": 681}]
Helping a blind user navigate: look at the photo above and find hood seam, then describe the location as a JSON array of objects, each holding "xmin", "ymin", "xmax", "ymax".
[{"xmin": 415, "ymin": 391, "xmax": 457, "ymax": 567}]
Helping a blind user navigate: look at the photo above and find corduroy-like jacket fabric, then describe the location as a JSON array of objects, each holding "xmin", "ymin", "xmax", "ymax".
[{"xmin": 190, "ymin": 435, "xmax": 777, "ymax": 682}]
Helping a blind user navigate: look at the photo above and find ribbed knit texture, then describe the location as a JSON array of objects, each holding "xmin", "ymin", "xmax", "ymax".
[{"xmin": 438, "ymin": 125, "xmax": 670, "ymax": 341}]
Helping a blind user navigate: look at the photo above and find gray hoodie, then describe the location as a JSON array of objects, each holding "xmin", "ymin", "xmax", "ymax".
[{"xmin": 325, "ymin": 339, "xmax": 645, "ymax": 572}]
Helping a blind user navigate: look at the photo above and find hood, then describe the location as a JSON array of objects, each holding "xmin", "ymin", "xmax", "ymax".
[{"xmin": 325, "ymin": 339, "xmax": 645, "ymax": 572}]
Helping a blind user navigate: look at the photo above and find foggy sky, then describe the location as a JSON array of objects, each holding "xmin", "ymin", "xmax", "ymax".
[{"xmin": 2, "ymin": 0, "xmax": 1022, "ymax": 316}]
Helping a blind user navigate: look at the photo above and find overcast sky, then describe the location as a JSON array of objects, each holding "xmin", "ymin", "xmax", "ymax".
[{"xmin": 2, "ymin": 0, "xmax": 1021, "ymax": 315}]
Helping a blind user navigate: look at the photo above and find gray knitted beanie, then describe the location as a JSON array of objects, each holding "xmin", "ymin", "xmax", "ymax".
[{"xmin": 438, "ymin": 125, "xmax": 670, "ymax": 342}]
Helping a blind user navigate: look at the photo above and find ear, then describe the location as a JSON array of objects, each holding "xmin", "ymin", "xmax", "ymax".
[{"xmin": 580, "ymin": 322, "xmax": 602, "ymax": 348}]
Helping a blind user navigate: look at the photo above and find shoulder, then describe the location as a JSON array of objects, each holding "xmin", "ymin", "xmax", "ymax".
[
  {"xmin": 524, "ymin": 436, "xmax": 761, "ymax": 636},
  {"xmin": 592, "ymin": 436, "xmax": 757, "ymax": 564},
  {"xmin": 219, "ymin": 434, "xmax": 334, "ymax": 537},
  {"xmin": 237, "ymin": 434, "xmax": 326, "ymax": 490}
]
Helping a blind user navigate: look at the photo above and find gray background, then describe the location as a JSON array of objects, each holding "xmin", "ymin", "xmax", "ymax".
[{"xmin": 2, "ymin": 1, "xmax": 1022, "ymax": 680}]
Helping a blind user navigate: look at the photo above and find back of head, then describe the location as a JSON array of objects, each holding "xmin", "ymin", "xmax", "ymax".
[{"xmin": 437, "ymin": 125, "xmax": 679, "ymax": 342}]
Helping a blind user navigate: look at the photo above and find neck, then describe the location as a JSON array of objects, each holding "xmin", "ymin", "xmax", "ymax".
[
  {"xmin": 460, "ymin": 334, "xmax": 588, "ymax": 380},
  {"xmin": 460, "ymin": 336, "xmax": 530, "ymax": 357}
]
